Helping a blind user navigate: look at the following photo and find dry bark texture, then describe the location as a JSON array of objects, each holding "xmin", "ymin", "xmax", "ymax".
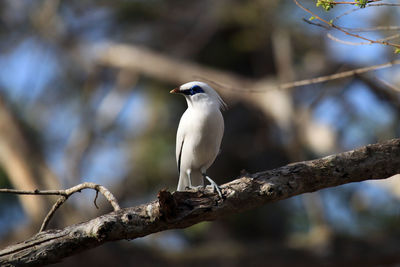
[{"xmin": 1, "ymin": 138, "xmax": 400, "ymax": 266}]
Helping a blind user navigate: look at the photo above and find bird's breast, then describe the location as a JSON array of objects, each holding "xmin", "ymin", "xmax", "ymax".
[{"xmin": 181, "ymin": 108, "xmax": 224, "ymax": 169}]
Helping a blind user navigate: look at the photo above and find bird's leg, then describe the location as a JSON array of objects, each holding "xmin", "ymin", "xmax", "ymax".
[
  {"xmin": 202, "ymin": 173, "xmax": 222, "ymax": 198},
  {"xmin": 186, "ymin": 169, "xmax": 193, "ymax": 189}
]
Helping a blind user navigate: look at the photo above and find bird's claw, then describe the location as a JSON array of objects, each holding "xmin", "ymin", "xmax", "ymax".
[{"xmin": 204, "ymin": 175, "xmax": 223, "ymax": 198}]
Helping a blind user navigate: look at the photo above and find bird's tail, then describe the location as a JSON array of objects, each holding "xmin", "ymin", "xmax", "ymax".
[{"xmin": 177, "ymin": 171, "xmax": 203, "ymax": 191}]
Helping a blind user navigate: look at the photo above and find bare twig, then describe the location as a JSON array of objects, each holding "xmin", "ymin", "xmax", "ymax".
[
  {"xmin": 279, "ymin": 59, "xmax": 400, "ymax": 89},
  {"xmin": 0, "ymin": 182, "xmax": 121, "ymax": 232},
  {"xmin": 302, "ymin": 18, "xmax": 331, "ymax": 29},
  {"xmin": 94, "ymin": 190, "xmax": 99, "ymax": 209},
  {"xmin": 294, "ymin": 0, "xmax": 400, "ymax": 49},
  {"xmin": 304, "ymin": 18, "xmax": 400, "ymax": 45},
  {"xmin": 343, "ymin": 26, "xmax": 400, "ymax": 33},
  {"xmin": 316, "ymin": 2, "xmax": 400, "ymax": 36},
  {"xmin": 332, "ymin": 6, "xmax": 362, "ymax": 23},
  {"xmin": 369, "ymin": 3, "xmax": 400, "ymax": 6},
  {"xmin": 327, "ymin": 33, "xmax": 400, "ymax": 46},
  {"xmin": 41, "ymin": 196, "xmax": 67, "ymax": 232},
  {"xmin": 324, "ymin": 4, "xmax": 400, "ymax": 44},
  {"xmin": 374, "ymin": 75, "xmax": 400, "ymax": 92}
]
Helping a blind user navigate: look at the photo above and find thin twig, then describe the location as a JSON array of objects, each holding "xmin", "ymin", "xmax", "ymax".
[
  {"xmin": 293, "ymin": 0, "xmax": 400, "ymax": 49},
  {"xmin": 302, "ymin": 18, "xmax": 400, "ymax": 36},
  {"xmin": 333, "ymin": 6, "xmax": 369, "ymax": 23},
  {"xmin": 343, "ymin": 26, "xmax": 400, "ymax": 33},
  {"xmin": 318, "ymin": 0, "xmax": 400, "ymax": 6},
  {"xmin": 279, "ymin": 59, "xmax": 400, "ymax": 89},
  {"xmin": 331, "ymin": 4, "xmax": 400, "ymax": 32},
  {"xmin": 330, "ymin": 3, "xmax": 400, "ymax": 25},
  {"xmin": 0, "ymin": 189, "xmax": 68, "ymax": 195},
  {"xmin": 40, "ymin": 196, "xmax": 67, "ymax": 232},
  {"xmin": 94, "ymin": 190, "xmax": 99, "ymax": 209},
  {"xmin": 327, "ymin": 33, "xmax": 400, "ymax": 46},
  {"xmin": 302, "ymin": 18, "xmax": 331, "ymax": 29},
  {"xmin": 0, "ymin": 182, "xmax": 121, "ymax": 232},
  {"xmin": 318, "ymin": 0, "xmax": 381, "ymax": 4},
  {"xmin": 369, "ymin": 3, "xmax": 400, "ymax": 6},
  {"xmin": 374, "ymin": 75, "xmax": 400, "ymax": 92}
]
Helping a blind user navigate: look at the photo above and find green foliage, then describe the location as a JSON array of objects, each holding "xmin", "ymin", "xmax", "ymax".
[
  {"xmin": 355, "ymin": 0, "xmax": 368, "ymax": 8},
  {"xmin": 395, "ymin": 48, "xmax": 400, "ymax": 54},
  {"xmin": 316, "ymin": 0, "xmax": 368, "ymax": 11},
  {"xmin": 316, "ymin": 0, "xmax": 335, "ymax": 11}
]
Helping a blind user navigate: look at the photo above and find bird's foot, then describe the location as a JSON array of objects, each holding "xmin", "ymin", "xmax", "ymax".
[{"xmin": 203, "ymin": 175, "xmax": 222, "ymax": 198}]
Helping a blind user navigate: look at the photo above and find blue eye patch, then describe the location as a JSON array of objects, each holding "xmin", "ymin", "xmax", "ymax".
[{"xmin": 181, "ymin": 85, "xmax": 204, "ymax": 96}]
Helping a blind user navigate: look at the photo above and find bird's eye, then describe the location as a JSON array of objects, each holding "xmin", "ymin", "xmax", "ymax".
[
  {"xmin": 181, "ymin": 85, "xmax": 205, "ymax": 96},
  {"xmin": 190, "ymin": 85, "xmax": 204, "ymax": 95}
]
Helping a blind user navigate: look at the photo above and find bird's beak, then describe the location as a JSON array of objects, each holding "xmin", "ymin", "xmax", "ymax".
[{"xmin": 170, "ymin": 88, "xmax": 180, "ymax": 94}]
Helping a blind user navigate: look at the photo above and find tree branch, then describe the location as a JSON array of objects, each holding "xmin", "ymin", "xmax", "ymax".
[
  {"xmin": 2, "ymin": 138, "xmax": 400, "ymax": 266},
  {"xmin": 0, "ymin": 182, "xmax": 121, "ymax": 232}
]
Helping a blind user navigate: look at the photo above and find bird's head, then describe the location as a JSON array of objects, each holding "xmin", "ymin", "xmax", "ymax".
[{"xmin": 170, "ymin": 81, "xmax": 227, "ymax": 110}]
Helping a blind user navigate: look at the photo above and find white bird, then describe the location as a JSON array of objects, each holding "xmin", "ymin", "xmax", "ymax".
[{"xmin": 170, "ymin": 81, "xmax": 226, "ymax": 197}]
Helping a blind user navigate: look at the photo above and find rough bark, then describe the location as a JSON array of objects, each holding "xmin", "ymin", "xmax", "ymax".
[{"xmin": 1, "ymin": 138, "xmax": 400, "ymax": 266}]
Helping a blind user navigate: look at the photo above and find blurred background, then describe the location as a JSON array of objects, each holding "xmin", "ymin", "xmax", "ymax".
[{"xmin": 0, "ymin": 0, "xmax": 400, "ymax": 266}]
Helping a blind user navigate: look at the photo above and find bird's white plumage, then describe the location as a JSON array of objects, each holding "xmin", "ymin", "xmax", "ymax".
[{"xmin": 172, "ymin": 81, "xmax": 225, "ymax": 192}]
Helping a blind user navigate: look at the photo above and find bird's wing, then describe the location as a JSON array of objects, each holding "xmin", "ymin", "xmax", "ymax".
[
  {"xmin": 175, "ymin": 111, "xmax": 188, "ymax": 174},
  {"xmin": 177, "ymin": 138, "xmax": 184, "ymax": 174}
]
